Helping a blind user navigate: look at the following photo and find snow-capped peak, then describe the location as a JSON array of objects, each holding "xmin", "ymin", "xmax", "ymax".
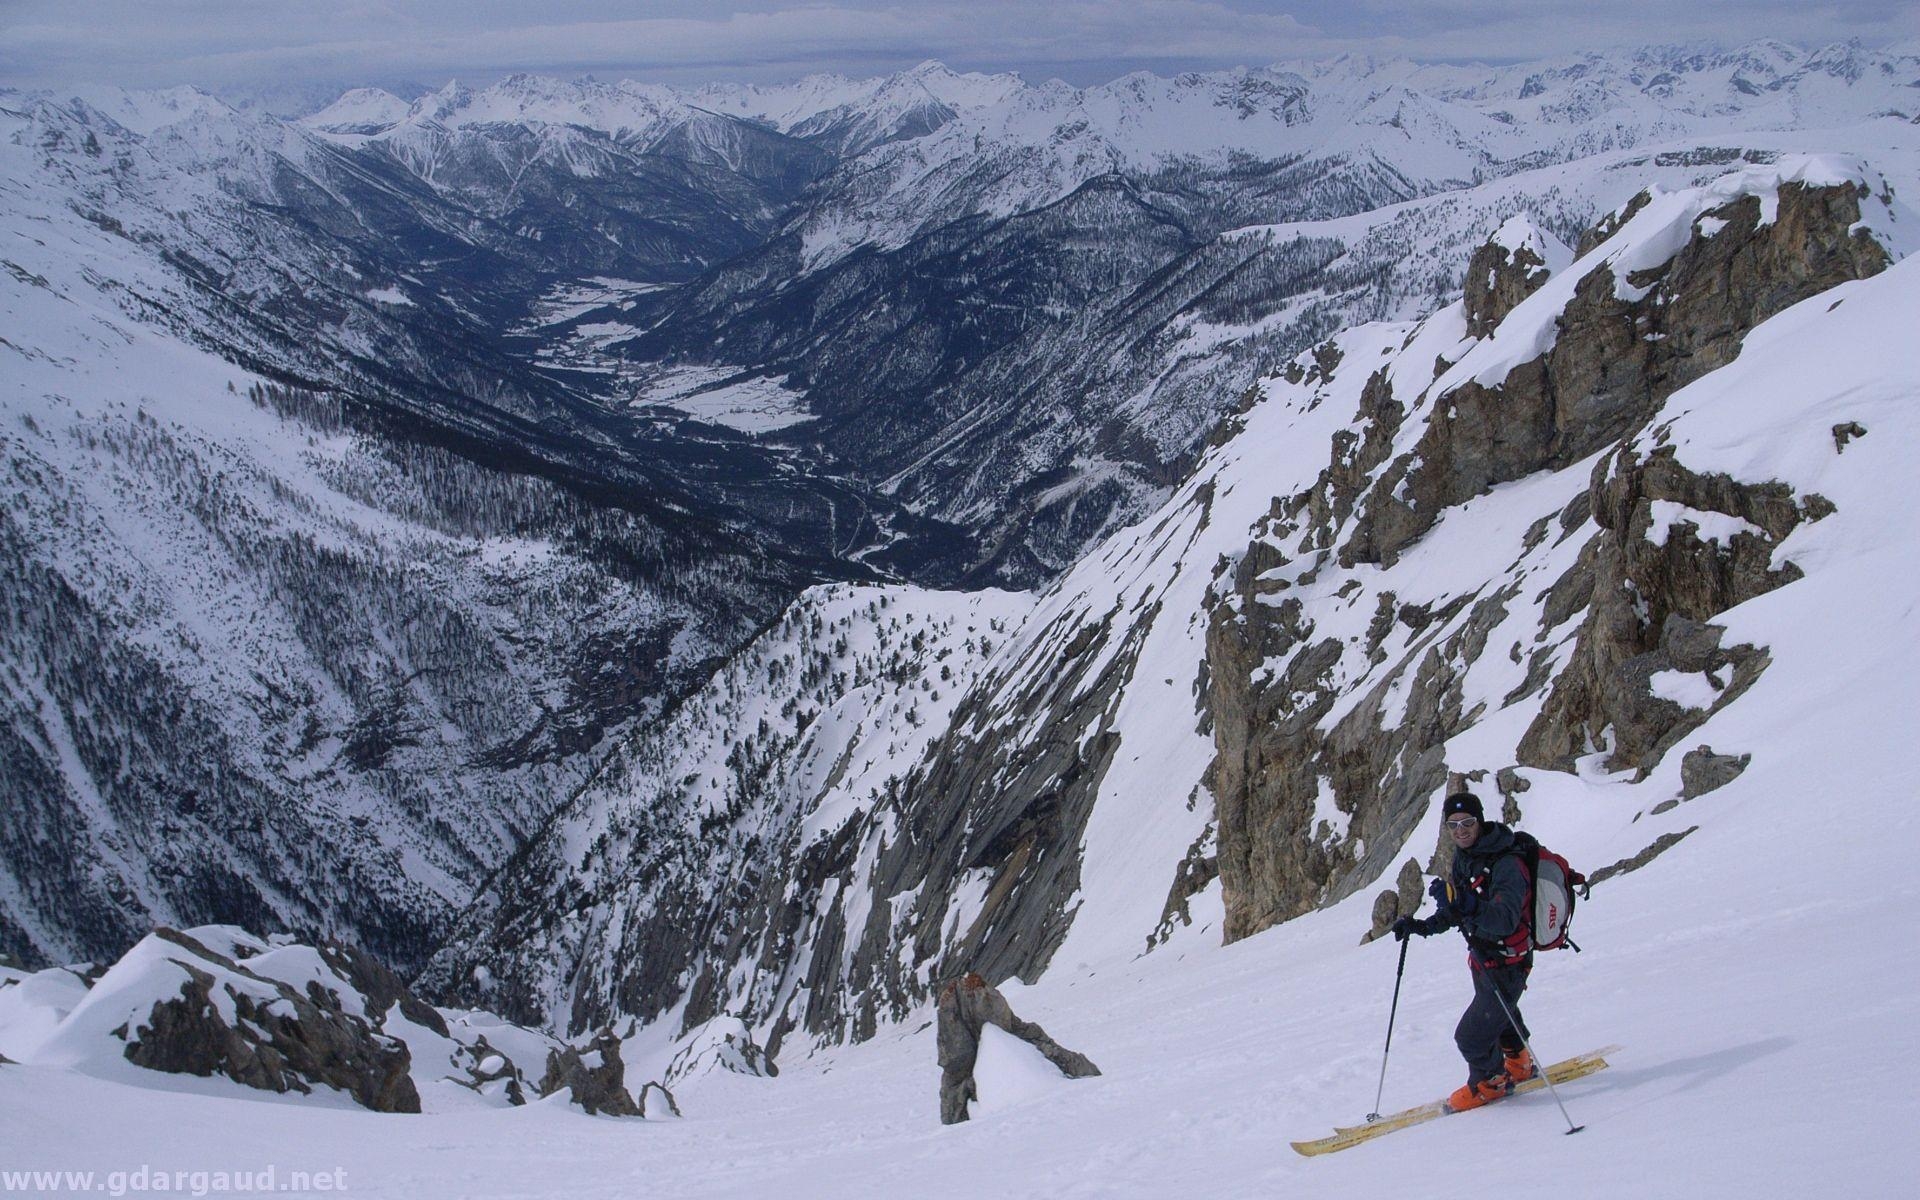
[
  {"xmin": 897, "ymin": 59, "xmax": 1026, "ymax": 110},
  {"xmin": 61, "ymin": 84, "xmax": 234, "ymax": 136},
  {"xmin": 1491, "ymin": 213, "xmax": 1574, "ymax": 273},
  {"xmin": 298, "ymin": 86, "xmax": 411, "ymax": 135}
]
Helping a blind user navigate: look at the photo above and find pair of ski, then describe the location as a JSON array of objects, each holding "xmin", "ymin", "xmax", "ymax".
[{"xmin": 1291, "ymin": 1045, "xmax": 1619, "ymax": 1156}]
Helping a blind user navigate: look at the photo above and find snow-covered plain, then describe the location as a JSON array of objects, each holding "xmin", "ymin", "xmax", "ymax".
[
  {"xmin": 7, "ymin": 167, "xmax": 1920, "ymax": 1196},
  {"xmin": 631, "ymin": 367, "xmax": 816, "ymax": 433}
]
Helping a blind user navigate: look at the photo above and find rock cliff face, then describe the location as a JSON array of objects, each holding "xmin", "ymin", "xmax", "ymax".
[
  {"xmin": 420, "ymin": 585, "xmax": 1053, "ymax": 1048},
  {"xmin": 1343, "ymin": 180, "xmax": 1888, "ymax": 569},
  {"xmin": 1462, "ymin": 217, "xmax": 1571, "ymax": 339},
  {"xmin": 1204, "ymin": 163, "xmax": 1900, "ymax": 944},
  {"xmin": 1515, "ymin": 445, "xmax": 1820, "ymax": 775},
  {"xmin": 428, "ymin": 461, "xmax": 1224, "ymax": 1053}
]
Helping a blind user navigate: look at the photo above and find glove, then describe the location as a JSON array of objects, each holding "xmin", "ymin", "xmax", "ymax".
[
  {"xmin": 1429, "ymin": 876, "xmax": 1480, "ymax": 918},
  {"xmin": 1390, "ymin": 915, "xmax": 1417, "ymax": 941}
]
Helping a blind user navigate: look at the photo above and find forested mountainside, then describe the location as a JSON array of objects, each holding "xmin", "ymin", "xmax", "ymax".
[{"xmin": 0, "ymin": 95, "xmax": 919, "ymax": 972}]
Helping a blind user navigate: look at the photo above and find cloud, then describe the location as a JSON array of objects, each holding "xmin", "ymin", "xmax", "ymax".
[
  {"xmin": 1, "ymin": 2, "xmax": 1323, "ymax": 84},
  {"xmin": 1, "ymin": 0, "xmax": 1910, "ymax": 94},
  {"xmin": 1334, "ymin": 0, "xmax": 1919, "ymax": 58}
]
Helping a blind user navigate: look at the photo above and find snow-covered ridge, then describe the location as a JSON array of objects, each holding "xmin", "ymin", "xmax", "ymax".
[
  {"xmin": 755, "ymin": 41, "xmax": 1920, "ymax": 268},
  {"xmin": 56, "ymin": 85, "xmax": 234, "ymax": 136},
  {"xmin": 272, "ymin": 41, "xmax": 1920, "ymax": 268},
  {"xmin": 695, "ymin": 60, "xmax": 1024, "ymax": 134},
  {"xmin": 300, "ymin": 86, "xmax": 413, "ymax": 136},
  {"xmin": 284, "ymin": 40, "xmax": 1920, "ymax": 149},
  {"xmin": 1439, "ymin": 154, "xmax": 1910, "ymax": 395},
  {"xmin": 0, "ymin": 924, "xmax": 675, "ymax": 1115},
  {"xmin": 301, "ymin": 74, "xmax": 690, "ymax": 141}
]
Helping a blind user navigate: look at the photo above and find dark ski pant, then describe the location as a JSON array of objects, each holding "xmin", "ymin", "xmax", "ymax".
[{"xmin": 1456, "ymin": 961, "xmax": 1530, "ymax": 1084}]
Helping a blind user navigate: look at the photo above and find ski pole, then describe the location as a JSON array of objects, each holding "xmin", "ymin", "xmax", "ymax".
[
  {"xmin": 1366, "ymin": 934, "xmax": 1411, "ymax": 1122},
  {"xmin": 1488, "ymin": 983, "xmax": 1585, "ymax": 1135}
]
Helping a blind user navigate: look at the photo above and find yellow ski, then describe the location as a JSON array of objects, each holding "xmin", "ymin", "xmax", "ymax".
[{"xmin": 1291, "ymin": 1046, "xmax": 1620, "ymax": 1157}]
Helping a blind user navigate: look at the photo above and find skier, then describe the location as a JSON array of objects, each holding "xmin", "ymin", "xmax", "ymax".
[{"xmin": 1391, "ymin": 791, "xmax": 1539, "ymax": 1112}]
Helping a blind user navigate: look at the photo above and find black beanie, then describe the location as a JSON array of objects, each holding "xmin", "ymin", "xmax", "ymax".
[{"xmin": 1442, "ymin": 792, "xmax": 1484, "ymax": 821}]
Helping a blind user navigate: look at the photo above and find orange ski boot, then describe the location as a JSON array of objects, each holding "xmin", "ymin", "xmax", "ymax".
[
  {"xmin": 1446, "ymin": 1076, "xmax": 1513, "ymax": 1112},
  {"xmin": 1502, "ymin": 1047, "xmax": 1537, "ymax": 1083}
]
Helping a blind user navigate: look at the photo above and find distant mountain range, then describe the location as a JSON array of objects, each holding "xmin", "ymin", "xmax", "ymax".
[{"xmin": 294, "ymin": 42, "xmax": 1920, "ymax": 586}]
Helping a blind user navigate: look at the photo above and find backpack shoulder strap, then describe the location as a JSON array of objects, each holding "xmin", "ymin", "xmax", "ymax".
[{"xmin": 1506, "ymin": 830, "xmax": 1538, "ymax": 878}]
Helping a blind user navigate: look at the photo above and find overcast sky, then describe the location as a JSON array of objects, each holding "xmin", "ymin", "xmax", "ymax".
[{"xmin": 4, "ymin": 1, "xmax": 1915, "ymax": 107}]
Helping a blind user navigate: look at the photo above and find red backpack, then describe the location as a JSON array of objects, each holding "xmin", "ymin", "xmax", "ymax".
[{"xmin": 1511, "ymin": 831, "xmax": 1588, "ymax": 952}]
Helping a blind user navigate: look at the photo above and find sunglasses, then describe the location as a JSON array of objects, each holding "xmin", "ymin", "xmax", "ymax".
[{"xmin": 1444, "ymin": 816, "xmax": 1479, "ymax": 830}]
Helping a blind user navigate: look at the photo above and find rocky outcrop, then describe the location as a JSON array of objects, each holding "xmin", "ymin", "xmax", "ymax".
[
  {"xmin": 1462, "ymin": 217, "xmax": 1568, "ymax": 338},
  {"xmin": 316, "ymin": 941, "xmax": 450, "ymax": 1038},
  {"xmin": 638, "ymin": 1080, "xmax": 682, "ymax": 1118},
  {"xmin": 6, "ymin": 925, "xmax": 577, "ymax": 1113},
  {"xmin": 1204, "ymin": 167, "xmax": 1893, "ymax": 945},
  {"xmin": 455, "ymin": 1040, "xmax": 531, "ymax": 1105},
  {"xmin": 664, "ymin": 1017, "xmax": 777, "ymax": 1081},
  {"xmin": 1344, "ymin": 181, "xmax": 1886, "ymax": 568},
  {"xmin": 1516, "ymin": 445, "xmax": 1820, "ymax": 774},
  {"xmin": 1680, "ymin": 745, "xmax": 1752, "ymax": 799},
  {"xmin": 1149, "ymin": 820, "xmax": 1220, "ymax": 950},
  {"xmin": 540, "ymin": 1030, "xmax": 643, "ymax": 1117},
  {"xmin": 1587, "ymin": 827, "xmax": 1699, "ymax": 886},
  {"xmin": 1207, "ymin": 576, "xmax": 1501, "ymax": 941},
  {"xmin": 1364, "ymin": 859, "xmax": 1426, "ymax": 944},
  {"xmin": 806, "ymin": 596, "xmax": 1153, "ymax": 1046},
  {"xmin": 122, "ymin": 930, "xmax": 420, "ymax": 1113},
  {"xmin": 936, "ymin": 972, "xmax": 1100, "ymax": 1124}
]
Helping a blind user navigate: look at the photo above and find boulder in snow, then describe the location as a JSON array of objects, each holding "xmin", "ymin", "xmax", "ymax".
[
  {"xmin": 936, "ymin": 972, "xmax": 1099, "ymax": 1125},
  {"xmin": 540, "ymin": 1029, "xmax": 652, "ymax": 1117}
]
